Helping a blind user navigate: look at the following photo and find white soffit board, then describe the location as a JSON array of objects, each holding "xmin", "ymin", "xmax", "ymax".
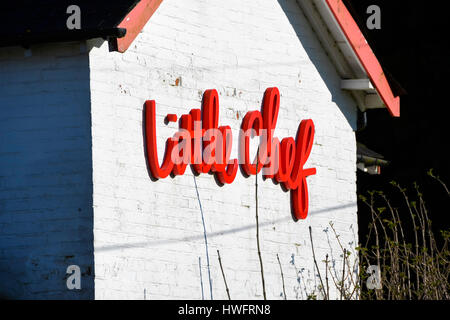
[
  {"xmin": 297, "ymin": 0, "xmax": 386, "ymax": 111},
  {"xmin": 296, "ymin": 0, "xmax": 354, "ymax": 78},
  {"xmin": 341, "ymin": 79, "xmax": 375, "ymax": 92},
  {"xmin": 312, "ymin": 0, "xmax": 367, "ymax": 78}
]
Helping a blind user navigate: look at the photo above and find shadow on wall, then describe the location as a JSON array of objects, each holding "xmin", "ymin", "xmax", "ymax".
[
  {"xmin": 0, "ymin": 42, "xmax": 94, "ymax": 299},
  {"xmin": 95, "ymin": 202, "xmax": 357, "ymax": 252},
  {"xmin": 277, "ymin": 0, "xmax": 358, "ymax": 131}
]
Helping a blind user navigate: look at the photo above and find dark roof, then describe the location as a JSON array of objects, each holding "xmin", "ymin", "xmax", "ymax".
[
  {"xmin": 0, "ymin": 0, "xmax": 140, "ymax": 48},
  {"xmin": 357, "ymin": 143, "xmax": 385, "ymax": 159}
]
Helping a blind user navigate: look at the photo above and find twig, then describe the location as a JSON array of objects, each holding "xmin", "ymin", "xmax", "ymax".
[
  {"xmin": 309, "ymin": 226, "xmax": 327, "ymax": 299},
  {"xmin": 393, "ymin": 206, "xmax": 412, "ymax": 299},
  {"xmin": 217, "ymin": 250, "xmax": 231, "ymax": 300},
  {"xmin": 329, "ymin": 222, "xmax": 358, "ymax": 290},
  {"xmin": 428, "ymin": 169, "xmax": 450, "ymax": 196},
  {"xmin": 276, "ymin": 254, "xmax": 287, "ymax": 300},
  {"xmin": 396, "ymin": 184, "xmax": 420, "ymax": 294},
  {"xmin": 341, "ymin": 248, "xmax": 346, "ymax": 300},
  {"xmin": 325, "ymin": 254, "xmax": 330, "ymax": 299},
  {"xmin": 255, "ymin": 148, "xmax": 267, "ymax": 300},
  {"xmin": 327, "ymin": 264, "xmax": 340, "ymax": 295}
]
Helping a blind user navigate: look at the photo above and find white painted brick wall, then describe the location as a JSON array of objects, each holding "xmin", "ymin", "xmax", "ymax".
[
  {"xmin": 89, "ymin": 0, "xmax": 359, "ymax": 300},
  {"xmin": 0, "ymin": 0, "xmax": 359, "ymax": 300},
  {"xmin": 0, "ymin": 43, "xmax": 94, "ymax": 298}
]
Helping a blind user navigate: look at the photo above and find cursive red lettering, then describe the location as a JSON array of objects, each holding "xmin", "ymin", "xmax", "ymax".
[{"xmin": 144, "ymin": 87, "xmax": 316, "ymax": 221}]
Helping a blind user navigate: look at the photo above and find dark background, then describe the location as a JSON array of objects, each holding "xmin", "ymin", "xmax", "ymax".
[{"xmin": 344, "ymin": 1, "xmax": 449, "ymax": 239}]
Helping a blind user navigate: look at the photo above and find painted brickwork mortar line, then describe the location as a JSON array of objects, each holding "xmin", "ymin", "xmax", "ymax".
[
  {"xmin": 0, "ymin": 42, "xmax": 95, "ymax": 299},
  {"xmin": 89, "ymin": 0, "xmax": 359, "ymax": 299},
  {"xmin": 0, "ymin": 0, "xmax": 359, "ymax": 300}
]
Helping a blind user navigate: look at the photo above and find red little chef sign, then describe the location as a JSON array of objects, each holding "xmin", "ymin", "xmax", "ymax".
[{"xmin": 144, "ymin": 87, "xmax": 316, "ymax": 220}]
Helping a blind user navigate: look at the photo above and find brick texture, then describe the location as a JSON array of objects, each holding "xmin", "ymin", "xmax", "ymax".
[
  {"xmin": 0, "ymin": 43, "xmax": 94, "ymax": 299},
  {"xmin": 0, "ymin": 0, "xmax": 359, "ymax": 300},
  {"xmin": 89, "ymin": 0, "xmax": 359, "ymax": 300}
]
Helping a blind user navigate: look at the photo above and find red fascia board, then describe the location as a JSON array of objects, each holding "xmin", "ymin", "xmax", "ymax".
[
  {"xmin": 116, "ymin": 0, "xmax": 163, "ymax": 53},
  {"xmin": 325, "ymin": 0, "xmax": 400, "ymax": 117}
]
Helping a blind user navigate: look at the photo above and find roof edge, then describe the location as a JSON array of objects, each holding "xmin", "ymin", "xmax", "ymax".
[
  {"xmin": 115, "ymin": 0, "xmax": 163, "ymax": 53},
  {"xmin": 111, "ymin": 0, "xmax": 400, "ymax": 117},
  {"xmin": 0, "ymin": 28, "xmax": 126, "ymax": 49},
  {"xmin": 324, "ymin": 0, "xmax": 400, "ymax": 117}
]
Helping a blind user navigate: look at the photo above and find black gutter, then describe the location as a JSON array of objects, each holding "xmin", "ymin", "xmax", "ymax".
[
  {"xmin": 357, "ymin": 154, "xmax": 390, "ymax": 167},
  {"xmin": 1, "ymin": 28, "xmax": 127, "ymax": 48}
]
